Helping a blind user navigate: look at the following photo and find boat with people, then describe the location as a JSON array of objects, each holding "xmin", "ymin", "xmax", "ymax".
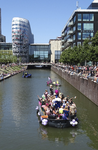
[
  {"xmin": 36, "ymin": 85, "xmax": 79, "ymax": 128},
  {"xmin": 52, "ymin": 80, "xmax": 61, "ymax": 86},
  {"xmin": 22, "ymin": 72, "xmax": 32, "ymax": 78},
  {"xmin": 46, "ymin": 77, "xmax": 52, "ymax": 85}
]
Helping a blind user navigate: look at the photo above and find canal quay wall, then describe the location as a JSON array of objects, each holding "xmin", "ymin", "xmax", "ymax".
[{"xmin": 51, "ymin": 65, "xmax": 98, "ymax": 106}]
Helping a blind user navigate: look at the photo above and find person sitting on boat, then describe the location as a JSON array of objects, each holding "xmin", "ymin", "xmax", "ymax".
[
  {"xmin": 53, "ymin": 81, "xmax": 55, "ymax": 85},
  {"xmin": 41, "ymin": 94, "xmax": 46, "ymax": 105},
  {"xmin": 59, "ymin": 106, "xmax": 63, "ymax": 115},
  {"xmin": 68, "ymin": 98, "xmax": 73, "ymax": 105},
  {"xmin": 69, "ymin": 103, "xmax": 77, "ymax": 119},
  {"xmin": 48, "ymin": 106, "xmax": 57, "ymax": 119},
  {"xmin": 56, "ymin": 80, "xmax": 59, "ymax": 85},
  {"xmin": 62, "ymin": 105, "xmax": 69, "ymax": 120}
]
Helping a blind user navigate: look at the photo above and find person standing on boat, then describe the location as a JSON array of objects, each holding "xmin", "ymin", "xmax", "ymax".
[
  {"xmin": 50, "ymin": 85, "xmax": 53, "ymax": 95},
  {"xmin": 48, "ymin": 76, "xmax": 51, "ymax": 81},
  {"xmin": 44, "ymin": 89, "xmax": 48, "ymax": 100},
  {"xmin": 55, "ymin": 89, "xmax": 59, "ymax": 97}
]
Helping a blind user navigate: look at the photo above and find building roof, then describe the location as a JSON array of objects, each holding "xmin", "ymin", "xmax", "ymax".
[
  {"xmin": 93, "ymin": 0, "xmax": 98, "ymax": 3},
  {"xmin": 62, "ymin": 0, "xmax": 98, "ymax": 33},
  {"xmin": 62, "ymin": 8, "xmax": 98, "ymax": 33},
  {"xmin": 30, "ymin": 43, "xmax": 49, "ymax": 46},
  {"xmin": 88, "ymin": 0, "xmax": 98, "ymax": 9}
]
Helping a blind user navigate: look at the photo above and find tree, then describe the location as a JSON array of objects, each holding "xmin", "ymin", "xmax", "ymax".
[{"xmin": 92, "ymin": 31, "xmax": 98, "ymax": 47}]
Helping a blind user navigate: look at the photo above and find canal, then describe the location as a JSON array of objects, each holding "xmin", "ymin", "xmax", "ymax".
[{"xmin": 0, "ymin": 69, "xmax": 98, "ymax": 150}]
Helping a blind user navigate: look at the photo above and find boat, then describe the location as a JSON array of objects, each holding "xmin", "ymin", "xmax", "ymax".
[
  {"xmin": 46, "ymin": 80, "xmax": 52, "ymax": 85},
  {"xmin": 36, "ymin": 96, "xmax": 79, "ymax": 128},
  {"xmin": 52, "ymin": 81, "xmax": 61, "ymax": 86},
  {"xmin": 35, "ymin": 65, "xmax": 43, "ymax": 68},
  {"xmin": 22, "ymin": 72, "xmax": 32, "ymax": 78}
]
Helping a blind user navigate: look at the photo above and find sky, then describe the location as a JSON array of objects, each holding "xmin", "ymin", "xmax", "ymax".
[{"xmin": 1, "ymin": 0, "xmax": 93, "ymax": 43}]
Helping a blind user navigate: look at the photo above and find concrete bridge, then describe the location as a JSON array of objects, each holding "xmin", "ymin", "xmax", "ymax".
[{"xmin": 21, "ymin": 63, "xmax": 52, "ymax": 69}]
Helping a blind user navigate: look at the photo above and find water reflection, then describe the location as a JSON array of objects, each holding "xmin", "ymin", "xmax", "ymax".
[{"xmin": 38, "ymin": 124, "xmax": 78, "ymax": 145}]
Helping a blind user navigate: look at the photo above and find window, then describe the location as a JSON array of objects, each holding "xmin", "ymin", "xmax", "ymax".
[
  {"xmin": 82, "ymin": 32, "xmax": 93, "ymax": 40},
  {"xmin": 78, "ymin": 14, "xmax": 81, "ymax": 21},
  {"xmin": 73, "ymin": 16, "xmax": 76, "ymax": 23},
  {"xmin": 77, "ymin": 42, "xmax": 81, "ymax": 46},
  {"xmin": 73, "ymin": 34, "xmax": 75, "ymax": 41},
  {"xmin": 83, "ymin": 14, "xmax": 94, "ymax": 21},
  {"xmin": 83, "ymin": 14, "xmax": 89, "ymax": 21},
  {"xmin": 90, "ymin": 14, "xmax": 94, "ymax": 21},
  {"xmin": 83, "ymin": 23, "xmax": 94, "ymax": 31},
  {"xmin": 73, "ymin": 43, "xmax": 76, "ymax": 47},
  {"xmin": 77, "ymin": 23, "xmax": 81, "ymax": 30},
  {"xmin": 77, "ymin": 32, "xmax": 81, "ymax": 40},
  {"xmin": 73, "ymin": 26, "xmax": 76, "ymax": 32},
  {"xmin": 55, "ymin": 50, "xmax": 61, "ymax": 60}
]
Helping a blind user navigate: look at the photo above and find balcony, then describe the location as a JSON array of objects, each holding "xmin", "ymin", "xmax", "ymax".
[
  {"xmin": 61, "ymin": 45, "xmax": 65, "ymax": 48},
  {"xmin": 64, "ymin": 42, "xmax": 69, "ymax": 47},
  {"xmin": 68, "ymin": 21, "xmax": 73, "ymax": 27},
  {"xmin": 61, "ymin": 33, "xmax": 65, "ymax": 37},
  {"xmin": 61, "ymin": 45, "xmax": 65, "ymax": 50},
  {"xmin": 61, "ymin": 39, "xmax": 65, "ymax": 43},
  {"xmin": 67, "ymin": 39, "xmax": 73, "ymax": 43},
  {"xmin": 67, "ymin": 30, "xmax": 73, "ymax": 35}
]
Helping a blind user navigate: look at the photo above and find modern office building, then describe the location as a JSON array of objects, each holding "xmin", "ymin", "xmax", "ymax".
[
  {"xmin": 12, "ymin": 17, "xmax": 34, "ymax": 62},
  {"xmin": 29, "ymin": 43, "xmax": 51, "ymax": 62},
  {"xmin": 49, "ymin": 37, "xmax": 62, "ymax": 63},
  {"xmin": 0, "ymin": 42, "xmax": 12, "ymax": 50},
  {"xmin": 0, "ymin": 8, "xmax": 6, "ymax": 42},
  {"xmin": 61, "ymin": 0, "xmax": 98, "ymax": 51}
]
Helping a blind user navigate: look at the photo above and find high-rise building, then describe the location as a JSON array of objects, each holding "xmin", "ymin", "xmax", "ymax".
[
  {"xmin": 12, "ymin": 17, "xmax": 34, "ymax": 62},
  {"xmin": 61, "ymin": 0, "xmax": 98, "ymax": 51},
  {"xmin": 0, "ymin": 8, "xmax": 6, "ymax": 42}
]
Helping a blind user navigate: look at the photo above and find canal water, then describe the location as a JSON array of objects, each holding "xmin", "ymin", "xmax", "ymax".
[{"xmin": 0, "ymin": 69, "xmax": 98, "ymax": 150}]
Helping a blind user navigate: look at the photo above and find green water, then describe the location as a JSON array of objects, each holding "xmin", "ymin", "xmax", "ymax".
[{"xmin": 0, "ymin": 69, "xmax": 98, "ymax": 150}]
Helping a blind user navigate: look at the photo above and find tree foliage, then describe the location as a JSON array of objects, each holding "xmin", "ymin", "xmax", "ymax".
[
  {"xmin": 59, "ymin": 31, "xmax": 98, "ymax": 65},
  {"xmin": 0, "ymin": 50, "xmax": 17, "ymax": 64}
]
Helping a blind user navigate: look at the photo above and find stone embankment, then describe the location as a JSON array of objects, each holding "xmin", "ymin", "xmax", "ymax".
[{"xmin": 51, "ymin": 65, "xmax": 98, "ymax": 106}]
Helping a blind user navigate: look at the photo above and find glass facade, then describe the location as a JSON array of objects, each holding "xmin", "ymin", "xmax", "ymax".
[
  {"xmin": 83, "ymin": 14, "xmax": 94, "ymax": 21},
  {"xmin": 77, "ymin": 32, "xmax": 81, "ymax": 40},
  {"xmin": 73, "ymin": 16, "xmax": 76, "ymax": 23},
  {"xmin": 29, "ymin": 44, "xmax": 51, "ymax": 62},
  {"xmin": 83, "ymin": 23, "xmax": 94, "ymax": 31},
  {"xmin": 0, "ymin": 43, "xmax": 12, "ymax": 50},
  {"xmin": 12, "ymin": 17, "xmax": 34, "ymax": 63},
  {"xmin": 78, "ymin": 14, "xmax": 81, "ymax": 21},
  {"xmin": 61, "ymin": 1, "xmax": 98, "ymax": 51},
  {"xmin": 77, "ymin": 42, "xmax": 81, "ymax": 46},
  {"xmin": 73, "ymin": 26, "xmax": 76, "ymax": 32},
  {"xmin": 55, "ymin": 50, "xmax": 62, "ymax": 62},
  {"xmin": 73, "ymin": 34, "xmax": 75, "ymax": 41},
  {"xmin": 82, "ymin": 32, "xmax": 93, "ymax": 40},
  {"xmin": 77, "ymin": 23, "xmax": 81, "ymax": 30}
]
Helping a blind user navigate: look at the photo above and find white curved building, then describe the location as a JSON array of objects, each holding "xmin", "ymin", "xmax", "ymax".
[{"xmin": 12, "ymin": 17, "xmax": 34, "ymax": 62}]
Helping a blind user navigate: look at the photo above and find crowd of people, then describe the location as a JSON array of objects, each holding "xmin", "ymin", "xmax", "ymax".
[
  {"xmin": 38, "ymin": 85, "xmax": 77, "ymax": 121},
  {"xmin": 0, "ymin": 63, "xmax": 27, "ymax": 80},
  {"xmin": 53, "ymin": 63, "xmax": 98, "ymax": 83}
]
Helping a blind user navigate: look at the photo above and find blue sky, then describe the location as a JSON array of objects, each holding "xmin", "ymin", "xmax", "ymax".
[{"xmin": 1, "ymin": 0, "xmax": 93, "ymax": 43}]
